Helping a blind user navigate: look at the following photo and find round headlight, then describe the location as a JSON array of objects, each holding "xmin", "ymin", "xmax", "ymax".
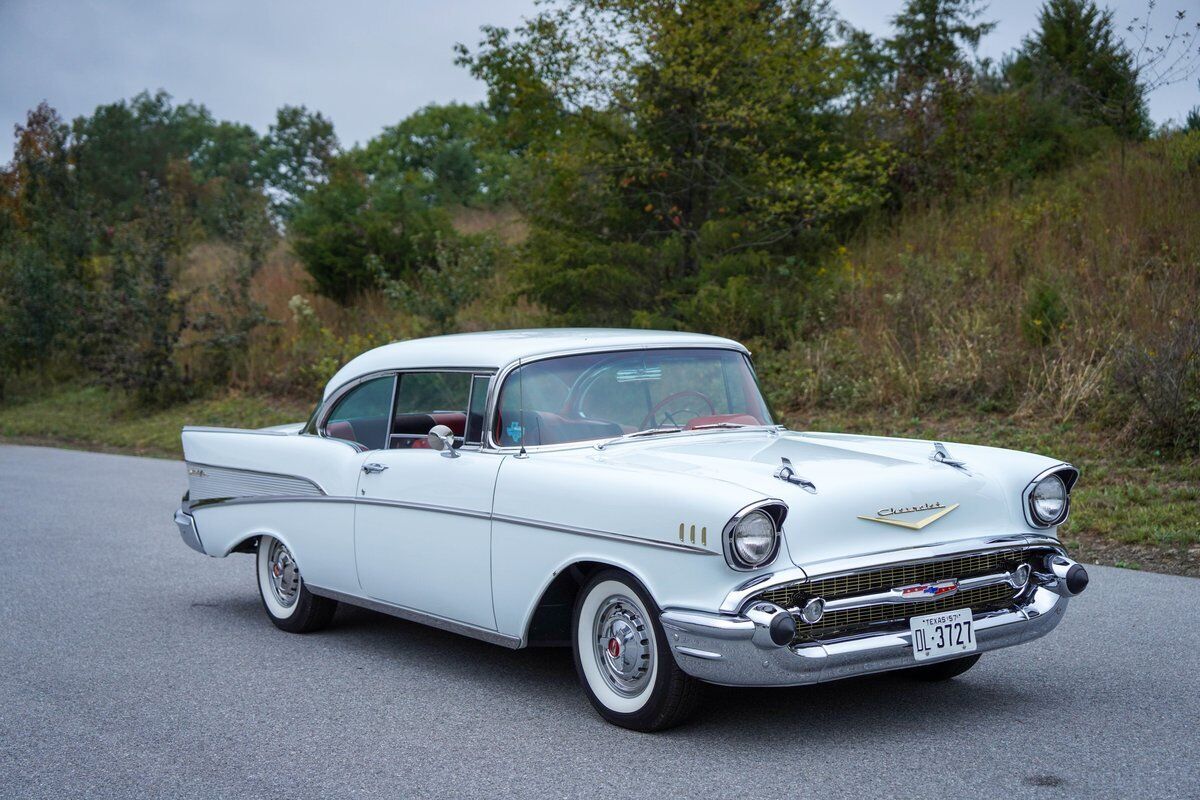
[
  {"xmin": 1029, "ymin": 473, "xmax": 1068, "ymax": 525},
  {"xmin": 730, "ymin": 510, "xmax": 777, "ymax": 568}
]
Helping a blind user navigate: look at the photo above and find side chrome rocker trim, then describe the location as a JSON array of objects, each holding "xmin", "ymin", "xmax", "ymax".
[{"xmin": 306, "ymin": 585, "xmax": 522, "ymax": 649}]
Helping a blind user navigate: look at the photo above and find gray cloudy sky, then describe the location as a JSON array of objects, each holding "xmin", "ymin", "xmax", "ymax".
[{"xmin": 2, "ymin": 0, "xmax": 1197, "ymax": 160}]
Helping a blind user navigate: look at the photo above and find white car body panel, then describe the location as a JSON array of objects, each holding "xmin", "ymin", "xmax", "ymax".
[
  {"xmin": 355, "ymin": 448, "xmax": 503, "ymax": 629},
  {"xmin": 175, "ymin": 329, "xmax": 1083, "ymax": 681}
]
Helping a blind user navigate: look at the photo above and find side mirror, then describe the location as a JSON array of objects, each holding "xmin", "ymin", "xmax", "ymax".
[{"xmin": 427, "ymin": 424, "xmax": 458, "ymax": 457}]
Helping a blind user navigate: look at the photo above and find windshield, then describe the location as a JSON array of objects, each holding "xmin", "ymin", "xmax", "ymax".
[{"xmin": 493, "ymin": 348, "xmax": 773, "ymax": 447}]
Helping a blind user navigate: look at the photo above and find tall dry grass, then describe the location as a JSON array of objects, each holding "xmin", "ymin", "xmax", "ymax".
[{"xmin": 758, "ymin": 138, "xmax": 1200, "ymax": 442}]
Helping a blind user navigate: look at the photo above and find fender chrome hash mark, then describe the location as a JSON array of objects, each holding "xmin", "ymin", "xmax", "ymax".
[{"xmin": 858, "ymin": 503, "xmax": 960, "ymax": 530}]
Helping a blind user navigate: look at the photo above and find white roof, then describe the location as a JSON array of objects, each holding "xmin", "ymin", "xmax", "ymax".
[{"xmin": 323, "ymin": 328, "xmax": 747, "ymax": 398}]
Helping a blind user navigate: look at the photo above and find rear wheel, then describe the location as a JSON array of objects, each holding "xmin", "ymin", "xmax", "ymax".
[
  {"xmin": 572, "ymin": 569, "xmax": 700, "ymax": 732},
  {"xmin": 255, "ymin": 535, "xmax": 337, "ymax": 633},
  {"xmin": 903, "ymin": 653, "xmax": 981, "ymax": 681}
]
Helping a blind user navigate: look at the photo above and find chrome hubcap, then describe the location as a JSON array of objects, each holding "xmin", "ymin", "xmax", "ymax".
[
  {"xmin": 267, "ymin": 539, "xmax": 300, "ymax": 608},
  {"xmin": 593, "ymin": 595, "xmax": 652, "ymax": 696}
]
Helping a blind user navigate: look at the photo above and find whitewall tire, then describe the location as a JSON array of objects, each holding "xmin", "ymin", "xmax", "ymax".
[
  {"xmin": 572, "ymin": 569, "xmax": 699, "ymax": 731},
  {"xmin": 255, "ymin": 535, "xmax": 337, "ymax": 633}
]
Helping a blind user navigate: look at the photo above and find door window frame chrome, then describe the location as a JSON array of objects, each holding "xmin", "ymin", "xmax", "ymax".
[{"xmin": 311, "ymin": 367, "xmax": 496, "ymax": 453}]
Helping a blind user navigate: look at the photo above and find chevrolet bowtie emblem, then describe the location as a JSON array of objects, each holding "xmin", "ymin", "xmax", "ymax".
[{"xmin": 858, "ymin": 502, "xmax": 959, "ymax": 530}]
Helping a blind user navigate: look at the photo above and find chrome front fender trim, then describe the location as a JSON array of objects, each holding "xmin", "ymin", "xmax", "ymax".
[
  {"xmin": 490, "ymin": 513, "xmax": 718, "ymax": 555},
  {"xmin": 306, "ymin": 585, "xmax": 522, "ymax": 649}
]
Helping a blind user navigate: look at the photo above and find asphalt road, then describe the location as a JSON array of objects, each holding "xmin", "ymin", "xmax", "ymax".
[{"xmin": 1, "ymin": 443, "xmax": 1198, "ymax": 799}]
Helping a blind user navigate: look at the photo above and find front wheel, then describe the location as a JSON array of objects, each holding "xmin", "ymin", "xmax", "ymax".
[
  {"xmin": 572, "ymin": 569, "xmax": 700, "ymax": 731},
  {"xmin": 255, "ymin": 535, "xmax": 337, "ymax": 633}
]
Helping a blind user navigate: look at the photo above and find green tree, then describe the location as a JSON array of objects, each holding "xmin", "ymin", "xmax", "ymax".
[
  {"xmin": 458, "ymin": 0, "xmax": 893, "ymax": 327},
  {"xmin": 356, "ymin": 103, "xmax": 512, "ymax": 206},
  {"xmin": 1008, "ymin": 0, "xmax": 1149, "ymax": 138},
  {"xmin": 879, "ymin": 0, "xmax": 997, "ymax": 195},
  {"xmin": 887, "ymin": 0, "xmax": 995, "ymax": 82},
  {"xmin": 289, "ymin": 163, "xmax": 450, "ymax": 303},
  {"xmin": 259, "ymin": 105, "xmax": 339, "ymax": 221}
]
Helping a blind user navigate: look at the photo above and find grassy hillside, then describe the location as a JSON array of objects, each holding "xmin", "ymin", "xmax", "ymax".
[{"xmin": 2, "ymin": 140, "xmax": 1196, "ymax": 575}]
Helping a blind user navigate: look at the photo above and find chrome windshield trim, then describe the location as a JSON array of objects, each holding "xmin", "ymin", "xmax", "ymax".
[
  {"xmin": 306, "ymin": 585, "xmax": 522, "ymax": 649},
  {"xmin": 719, "ymin": 534, "xmax": 1063, "ymax": 614},
  {"xmin": 481, "ymin": 344, "xmax": 760, "ymax": 454}
]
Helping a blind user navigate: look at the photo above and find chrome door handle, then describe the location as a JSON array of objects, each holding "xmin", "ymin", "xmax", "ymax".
[{"xmin": 362, "ymin": 462, "xmax": 388, "ymax": 474}]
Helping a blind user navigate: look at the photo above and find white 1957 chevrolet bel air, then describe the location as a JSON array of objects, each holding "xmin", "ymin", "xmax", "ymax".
[{"xmin": 175, "ymin": 329, "xmax": 1088, "ymax": 731}]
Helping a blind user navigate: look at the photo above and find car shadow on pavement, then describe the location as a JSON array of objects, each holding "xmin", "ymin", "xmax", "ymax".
[{"xmin": 302, "ymin": 603, "xmax": 1041, "ymax": 741}]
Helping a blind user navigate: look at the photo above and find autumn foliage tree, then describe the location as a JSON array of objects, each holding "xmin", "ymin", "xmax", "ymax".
[{"xmin": 458, "ymin": 0, "xmax": 893, "ymax": 331}]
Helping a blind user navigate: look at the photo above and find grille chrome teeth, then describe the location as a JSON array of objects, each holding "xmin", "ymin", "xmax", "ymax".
[{"xmin": 749, "ymin": 548, "xmax": 1042, "ymax": 644}]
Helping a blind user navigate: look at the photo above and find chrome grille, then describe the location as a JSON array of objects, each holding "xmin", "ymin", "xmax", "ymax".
[
  {"xmin": 755, "ymin": 549, "xmax": 1021, "ymax": 608},
  {"xmin": 748, "ymin": 548, "xmax": 1045, "ymax": 644},
  {"xmin": 796, "ymin": 582, "xmax": 1017, "ymax": 641}
]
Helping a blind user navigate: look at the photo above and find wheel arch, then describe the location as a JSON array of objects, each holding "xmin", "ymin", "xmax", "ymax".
[{"xmin": 522, "ymin": 558, "xmax": 657, "ymax": 647}]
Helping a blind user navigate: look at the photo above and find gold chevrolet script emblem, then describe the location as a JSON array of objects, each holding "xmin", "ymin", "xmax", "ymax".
[{"xmin": 858, "ymin": 501, "xmax": 959, "ymax": 530}]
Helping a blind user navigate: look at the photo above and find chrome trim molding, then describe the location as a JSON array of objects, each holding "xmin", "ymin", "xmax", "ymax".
[
  {"xmin": 721, "ymin": 498, "xmax": 788, "ymax": 571},
  {"xmin": 186, "ymin": 495, "xmax": 711, "ymax": 553},
  {"xmin": 1021, "ymin": 463, "xmax": 1080, "ymax": 529},
  {"xmin": 186, "ymin": 461, "xmax": 326, "ymax": 502},
  {"xmin": 490, "ymin": 513, "xmax": 717, "ymax": 556},
  {"xmin": 190, "ymin": 493, "xmax": 494, "ymax": 521},
  {"xmin": 306, "ymin": 585, "xmax": 522, "ymax": 649}
]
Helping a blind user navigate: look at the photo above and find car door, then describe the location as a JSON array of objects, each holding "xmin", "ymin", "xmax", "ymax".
[{"xmin": 353, "ymin": 371, "xmax": 501, "ymax": 630}]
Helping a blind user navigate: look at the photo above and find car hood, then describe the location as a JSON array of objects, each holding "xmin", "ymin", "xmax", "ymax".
[{"xmin": 586, "ymin": 430, "xmax": 1059, "ymax": 569}]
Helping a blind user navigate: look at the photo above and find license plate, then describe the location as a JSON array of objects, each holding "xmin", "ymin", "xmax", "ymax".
[{"xmin": 909, "ymin": 608, "xmax": 976, "ymax": 661}]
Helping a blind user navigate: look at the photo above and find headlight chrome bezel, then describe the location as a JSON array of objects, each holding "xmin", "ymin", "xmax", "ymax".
[
  {"xmin": 1022, "ymin": 465, "xmax": 1079, "ymax": 528},
  {"xmin": 723, "ymin": 500, "xmax": 787, "ymax": 571}
]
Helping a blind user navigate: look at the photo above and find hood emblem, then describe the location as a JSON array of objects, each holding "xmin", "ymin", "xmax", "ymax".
[
  {"xmin": 858, "ymin": 501, "xmax": 959, "ymax": 530},
  {"xmin": 773, "ymin": 457, "xmax": 817, "ymax": 494}
]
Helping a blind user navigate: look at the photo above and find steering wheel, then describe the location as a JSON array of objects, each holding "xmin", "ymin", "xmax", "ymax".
[{"xmin": 639, "ymin": 391, "xmax": 716, "ymax": 430}]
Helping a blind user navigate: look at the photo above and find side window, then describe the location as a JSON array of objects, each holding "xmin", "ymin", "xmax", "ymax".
[
  {"xmin": 325, "ymin": 375, "xmax": 395, "ymax": 451},
  {"xmin": 390, "ymin": 372, "xmax": 472, "ymax": 448},
  {"xmin": 465, "ymin": 374, "xmax": 490, "ymax": 445}
]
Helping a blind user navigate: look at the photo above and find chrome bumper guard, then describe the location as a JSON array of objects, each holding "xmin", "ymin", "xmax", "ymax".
[
  {"xmin": 174, "ymin": 507, "xmax": 205, "ymax": 554},
  {"xmin": 660, "ymin": 582, "xmax": 1070, "ymax": 687}
]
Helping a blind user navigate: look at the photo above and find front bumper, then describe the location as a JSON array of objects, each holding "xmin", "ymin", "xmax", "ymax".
[
  {"xmin": 174, "ymin": 507, "xmax": 205, "ymax": 554},
  {"xmin": 660, "ymin": 583, "xmax": 1069, "ymax": 687}
]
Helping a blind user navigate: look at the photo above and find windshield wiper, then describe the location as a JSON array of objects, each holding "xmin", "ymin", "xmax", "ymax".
[
  {"xmin": 687, "ymin": 422, "xmax": 748, "ymax": 430},
  {"xmin": 595, "ymin": 426, "xmax": 681, "ymax": 449}
]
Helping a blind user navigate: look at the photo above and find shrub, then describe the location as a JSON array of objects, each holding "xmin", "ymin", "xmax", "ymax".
[
  {"xmin": 1112, "ymin": 321, "xmax": 1200, "ymax": 453},
  {"xmin": 1021, "ymin": 282, "xmax": 1069, "ymax": 346}
]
